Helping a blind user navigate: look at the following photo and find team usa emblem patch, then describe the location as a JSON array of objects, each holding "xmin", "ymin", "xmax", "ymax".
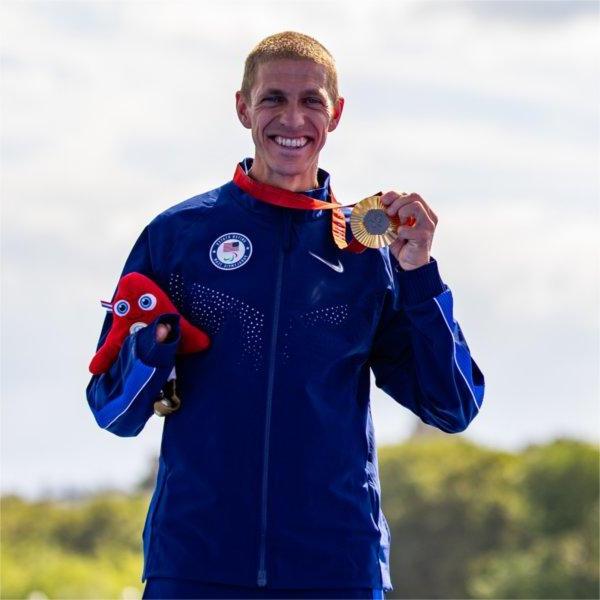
[{"xmin": 209, "ymin": 232, "xmax": 253, "ymax": 270}]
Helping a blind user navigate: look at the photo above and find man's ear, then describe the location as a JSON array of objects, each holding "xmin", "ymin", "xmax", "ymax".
[
  {"xmin": 327, "ymin": 96, "xmax": 345, "ymax": 133},
  {"xmin": 235, "ymin": 91, "xmax": 252, "ymax": 129}
]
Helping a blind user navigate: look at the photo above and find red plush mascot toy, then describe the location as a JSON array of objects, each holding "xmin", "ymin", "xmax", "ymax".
[{"xmin": 89, "ymin": 272, "xmax": 210, "ymax": 415}]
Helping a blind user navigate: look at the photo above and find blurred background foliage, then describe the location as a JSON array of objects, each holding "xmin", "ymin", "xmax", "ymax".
[{"xmin": 1, "ymin": 435, "xmax": 598, "ymax": 599}]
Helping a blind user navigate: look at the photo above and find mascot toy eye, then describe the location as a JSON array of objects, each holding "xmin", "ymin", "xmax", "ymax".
[
  {"xmin": 138, "ymin": 293, "xmax": 157, "ymax": 310},
  {"xmin": 114, "ymin": 300, "xmax": 130, "ymax": 316},
  {"xmin": 89, "ymin": 272, "xmax": 210, "ymax": 375}
]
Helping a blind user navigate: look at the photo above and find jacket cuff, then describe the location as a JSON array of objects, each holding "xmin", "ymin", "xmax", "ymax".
[
  {"xmin": 393, "ymin": 256, "xmax": 446, "ymax": 306},
  {"xmin": 135, "ymin": 313, "xmax": 181, "ymax": 367}
]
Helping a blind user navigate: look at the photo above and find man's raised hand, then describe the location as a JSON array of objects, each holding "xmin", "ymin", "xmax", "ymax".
[{"xmin": 381, "ymin": 191, "xmax": 438, "ymax": 270}]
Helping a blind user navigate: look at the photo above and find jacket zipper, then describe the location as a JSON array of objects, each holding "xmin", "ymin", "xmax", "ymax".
[{"xmin": 257, "ymin": 212, "xmax": 291, "ymax": 587}]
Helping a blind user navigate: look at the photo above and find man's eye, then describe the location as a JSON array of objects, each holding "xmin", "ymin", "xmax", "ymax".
[
  {"xmin": 306, "ymin": 97, "xmax": 323, "ymax": 105},
  {"xmin": 263, "ymin": 96, "xmax": 283, "ymax": 103}
]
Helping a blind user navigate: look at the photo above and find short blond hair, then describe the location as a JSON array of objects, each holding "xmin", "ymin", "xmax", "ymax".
[{"xmin": 240, "ymin": 31, "xmax": 339, "ymax": 105}]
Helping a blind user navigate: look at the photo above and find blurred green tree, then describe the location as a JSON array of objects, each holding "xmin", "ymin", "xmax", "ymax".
[{"xmin": 468, "ymin": 439, "xmax": 600, "ymax": 599}]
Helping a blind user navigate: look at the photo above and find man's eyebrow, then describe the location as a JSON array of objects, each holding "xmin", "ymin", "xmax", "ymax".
[
  {"xmin": 261, "ymin": 88, "xmax": 287, "ymax": 96},
  {"xmin": 302, "ymin": 88, "xmax": 327, "ymax": 97},
  {"xmin": 259, "ymin": 87, "xmax": 327, "ymax": 98}
]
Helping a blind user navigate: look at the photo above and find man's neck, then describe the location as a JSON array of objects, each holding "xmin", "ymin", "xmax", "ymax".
[{"xmin": 248, "ymin": 157, "xmax": 319, "ymax": 192}]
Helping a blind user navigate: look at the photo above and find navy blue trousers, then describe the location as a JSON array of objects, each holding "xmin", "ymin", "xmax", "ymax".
[{"xmin": 142, "ymin": 577, "xmax": 385, "ymax": 599}]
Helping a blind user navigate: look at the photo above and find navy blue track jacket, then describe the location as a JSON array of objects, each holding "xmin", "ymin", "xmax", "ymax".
[{"xmin": 86, "ymin": 159, "xmax": 485, "ymax": 592}]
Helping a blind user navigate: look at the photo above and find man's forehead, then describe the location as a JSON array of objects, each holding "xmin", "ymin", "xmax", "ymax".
[{"xmin": 254, "ymin": 59, "xmax": 328, "ymax": 91}]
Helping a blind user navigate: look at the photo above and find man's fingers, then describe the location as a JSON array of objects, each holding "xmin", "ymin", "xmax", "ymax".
[
  {"xmin": 381, "ymin": 191, "xmax": 438, "ymax": 225},
  {"xmin": 396, "ymin": 222, "xmax": 432, "ymax": 244},
  {"xmin": 385, "ymin": 195, "xmax": 422, "ymax": 219},
  {"xmin": 386, "ymin": 198, "xmax": 430, "ymax": 229},
  {"xmin": 381, "ymin": 191, "xmax": 405, "ymax": 203},
  {"xmin": 155, "ymin": 323, "xmax": 172, "ymax": 343}
]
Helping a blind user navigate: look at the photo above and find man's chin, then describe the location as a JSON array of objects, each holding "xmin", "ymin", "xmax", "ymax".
[
  {"xmin": 265, "ymin": 151, "xmax": 317, "ymax": 175},
  {"xmin": 251, "ymin": 145, "xmax": 320, "ymax": 187}
]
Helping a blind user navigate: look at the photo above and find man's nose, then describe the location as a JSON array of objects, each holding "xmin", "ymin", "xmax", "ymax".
[{"xmin": 279, "ymin": 102, "xmax": 305, "ymax": 128}]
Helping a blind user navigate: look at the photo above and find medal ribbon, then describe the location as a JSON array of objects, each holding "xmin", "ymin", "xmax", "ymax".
[{"xmin": 232, "ymin": 163, "xmax": 367, "ymax": 253}]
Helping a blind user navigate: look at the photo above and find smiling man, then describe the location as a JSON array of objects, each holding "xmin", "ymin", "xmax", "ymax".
[
  {"xmin": 86, "ymin": 31, "xmax": 485, "ymax": 600},
  {"xmin": 235, "ymin": 55, "xmax": 343, "ymax": 192}
]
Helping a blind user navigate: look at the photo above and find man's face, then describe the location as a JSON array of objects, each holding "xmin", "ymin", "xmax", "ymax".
[{"xmin": 235, "ymin": 59, "xmax": 344, "ymax": 189}]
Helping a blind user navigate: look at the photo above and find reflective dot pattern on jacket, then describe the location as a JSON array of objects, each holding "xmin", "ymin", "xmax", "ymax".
[
  {"xmin": 168, "ymin": 273, "xmax": 265, "ymax": 371},
  {"xmin": 302, "ymin": 304, "xmax": 350, "ymax": 326},
  {"xmin": 281, "ymin": 304, "xmax": 350, "ymax": 363}
]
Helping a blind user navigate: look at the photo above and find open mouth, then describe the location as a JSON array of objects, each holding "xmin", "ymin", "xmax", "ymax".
[{"xmin": 268, "ymin": 135, "xmax": 312, "ymax": 150}]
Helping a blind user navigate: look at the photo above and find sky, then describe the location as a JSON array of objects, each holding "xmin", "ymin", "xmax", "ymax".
[{"xmin": 1, "ymin": 0, "xmax": 599, "ymax": 500}]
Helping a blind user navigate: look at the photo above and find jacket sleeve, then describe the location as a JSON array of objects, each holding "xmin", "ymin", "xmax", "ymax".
[
  {"xmin": 85, "ymin": 224, "xmax": 181, "ymax": 437},
  {"xmin": 369, "ymin": 253, "xmax": 485, "ymax": 434}
]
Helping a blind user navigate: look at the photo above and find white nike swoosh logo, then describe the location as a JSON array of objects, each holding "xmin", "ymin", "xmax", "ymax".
[{"xmin": 309, "ymin": 251, "xmax": 344, "ymax": 273}]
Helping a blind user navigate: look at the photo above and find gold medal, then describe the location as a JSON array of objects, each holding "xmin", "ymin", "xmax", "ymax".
[{"xmin": 350, "ymin": 194, "xmax": 401, "ymax": 248}]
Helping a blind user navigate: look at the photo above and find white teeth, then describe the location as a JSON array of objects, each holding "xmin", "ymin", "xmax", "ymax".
[{"xmin": 274, "ymin": 136, "xmax": 308, "ymax": 148}]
